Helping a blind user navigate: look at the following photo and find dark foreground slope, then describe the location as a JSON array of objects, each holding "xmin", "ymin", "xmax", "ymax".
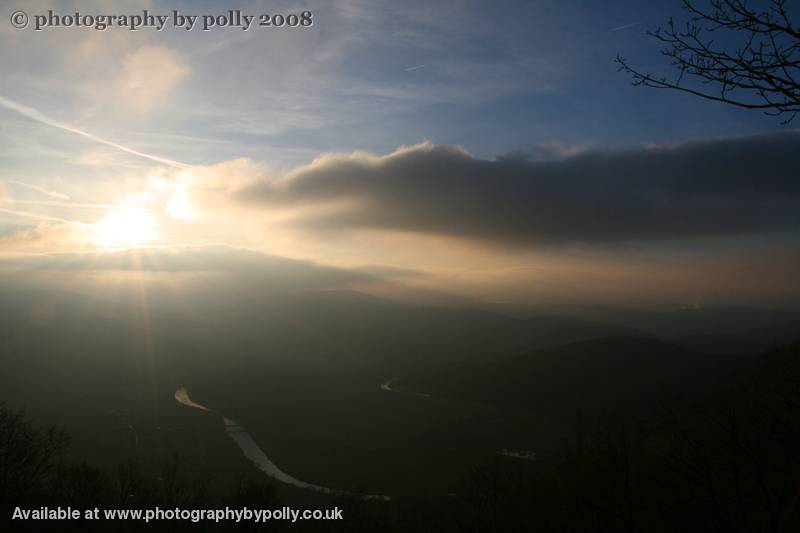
[{"xmin": 3, "ymin": 343, "xmax": 798, "ymax": 533}]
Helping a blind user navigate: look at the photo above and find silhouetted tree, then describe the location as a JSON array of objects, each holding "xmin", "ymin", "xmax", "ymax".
[
  {"xmin": 0, "ymin": 404, "xmax": 68, "ymax": 505},
  {"xmin": 616, "ymin": 0, "xmax": 800, "ymax": 122},
  {"xmin": 0, "ymin": 405, "xmax": 281, "ymax": 531}
]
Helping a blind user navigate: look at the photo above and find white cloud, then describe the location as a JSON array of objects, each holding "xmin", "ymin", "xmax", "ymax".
[{"xmin": 0, "ymin": 220, "xmax": 92, "ymax": 253}]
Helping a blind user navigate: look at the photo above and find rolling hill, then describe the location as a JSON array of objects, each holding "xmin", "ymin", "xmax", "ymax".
[{"xmin": 401, "ymin": 336, "xmax": 757, "ymax": 419}]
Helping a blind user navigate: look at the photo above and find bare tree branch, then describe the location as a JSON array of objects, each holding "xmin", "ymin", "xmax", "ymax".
[{"xmin": 617, "ymin": 0, "xmax": 800, "ymax": 123}]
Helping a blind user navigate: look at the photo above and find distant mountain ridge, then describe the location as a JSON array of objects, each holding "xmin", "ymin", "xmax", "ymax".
[{"xmin": 401, "ymin": 336, "xmax": 757, "ymax": 419}]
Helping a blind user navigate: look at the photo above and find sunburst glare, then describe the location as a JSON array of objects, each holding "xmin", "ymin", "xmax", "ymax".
[{"xmin": 91, "ymin": 206, "xmax": 158, "ymax": 249}]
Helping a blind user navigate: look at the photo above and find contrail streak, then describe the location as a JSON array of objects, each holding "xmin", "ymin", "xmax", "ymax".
[
  {"xmin": 0, "ymin": 206, "xmax": 78, "ymax": 224},
  {"xmin": 6, "ymin": 180, "xmax": 70, "ymax": 200},
  {"xmin": 611, "ymin": 22, "xmax": 640, "ymax": 32},
  {"xmin": 0, "ymin": 94, "xmax": 192, "ymax": 169},
  {"xmin": 8, "ymin": 198, "xmax": 119, "ymax": 210}
]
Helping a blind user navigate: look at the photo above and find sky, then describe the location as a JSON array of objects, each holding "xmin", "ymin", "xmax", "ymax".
[{"xmin": 0, "ymin": 0, "xmax": 798, "ymax": 309}]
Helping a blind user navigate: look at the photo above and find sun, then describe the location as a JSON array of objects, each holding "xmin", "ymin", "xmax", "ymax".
[{"xmin": 91, "ymin": 206, "xmax": 158, "ymax": 249}]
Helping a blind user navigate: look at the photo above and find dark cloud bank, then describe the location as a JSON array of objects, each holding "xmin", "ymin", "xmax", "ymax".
[{"xmin": 241, "ymin": 131, "xmax": 800, "ymax": 247}]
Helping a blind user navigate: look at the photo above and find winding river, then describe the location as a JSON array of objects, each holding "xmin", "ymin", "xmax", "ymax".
[
  {"xmin": 379, "ymin": 378, "xmax": 430, "ymax": 397},
  {"xmin": 174, "ymin": 387, "xmax": 391, "ymax": 502}
]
